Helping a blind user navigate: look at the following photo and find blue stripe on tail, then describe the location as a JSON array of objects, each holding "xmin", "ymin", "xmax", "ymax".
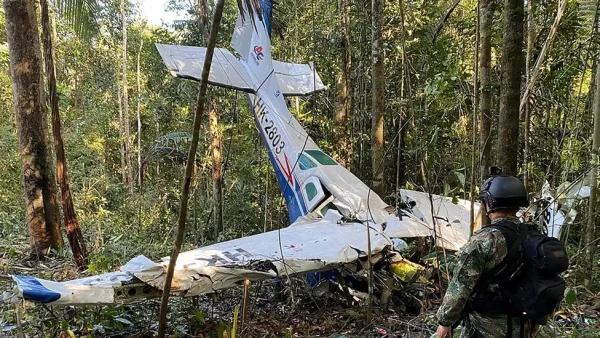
[
  {"xmin": 13, "ymin": 275, "xmax": 61, "ymax": 303},
  {"xmin": 259, "ymin": 0, "xmax": 273, "ymax": 38}
]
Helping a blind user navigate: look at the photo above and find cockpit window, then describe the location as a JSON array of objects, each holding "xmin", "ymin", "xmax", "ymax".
[
  {"xmin": 298, "ymin": 154, "xmax": 317, "ymax": 170},
  {"xmin": 305, "ymin": 150, "xmax": 337, "ymax": 165}
]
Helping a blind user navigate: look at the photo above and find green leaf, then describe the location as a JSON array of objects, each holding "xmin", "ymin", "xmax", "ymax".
[
  {"xmin": 443, "ymin": 183, "xmax": 451, "ymax": 196},
  {"xmin": 192, "ymin": 308, "xmax": 206, "ymax": 324},
  {"xmin": 115, "ymin": 317, "xmax": 133, "ymax": 326},
  {"xmin": 565, "ymin": 288, "xmax": 577, "ymax": 305},
  {"xmin": 454, "ymin": 171, "xmax": 466, "ymax": 187}
]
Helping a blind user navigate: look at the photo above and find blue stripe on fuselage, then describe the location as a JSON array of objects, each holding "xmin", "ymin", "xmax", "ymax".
[
  {"xmin": 248, "ymin": 94, "xmax": 307, "ymax": 223},
  {"xmin": 13, "ymin": 275, "xmax": 61, "ymax": 303},
  {"xmin": 265, "ymin": 144, "xmax": 304, "ymax": 222}
]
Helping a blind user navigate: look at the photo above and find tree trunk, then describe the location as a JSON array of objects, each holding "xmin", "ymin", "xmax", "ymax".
[
  {"xmin": 195, "ymin": 0, "xmax": 222, "ymax": 239},
  {"xmin": 519, "ymin": 0, "xmax": 567, "ymax": 114},
  {"xmin": 197, "ymin": 0, "xmax": 211, "ymax": 39},
  {"xmin": 4, "ymin": 0, "xmax": 63, "ymax": 256},
  {"xmin": 209, "ymin": 101, "xmax": 223, "ymax": 239},
  {"xmin": 432, "ymin": 0, "xmax": 462, "ymax": 43},
  {"xmin": 39, "ymin": 77, "xmax": 63, "ymax": 251},
  {"xmin": 196, "ymin": 0, "xmax": 222, "ymax": 240},
  {"xmin": 396, "ymin": 0, "xmax": 408, "ymax": 195},
  {"xmin": 497, "ymin": 0, "xmax": 524, "ymax": 176},
  {"xmin": 40, "ymin": 0, "xmax": 88, "ymax": 269},
  {"xmin": 335, "ymin": 0, "xmax": 352, "ymax": 168},
  {"xmin": 586, "ymin": 60, "xmax": 598, "ymax": 115},
  {"xmin": 479, "ymin": 0, "xmax": 494, "ymax": 180},
  {"xmin": 118, "ymin": 85, "xmax": 126, "ymax": 182},
  {"xmin": 121, "ymin": 0, "xmax": 133, "ymax": 191},
  {"xmin": 584, "ymin": 27, "xmax": 600, "ymax": 289},
  {"xmin": 157, "ymin": 1, "xmax": 225, "ymax": 335},
  {"xmin": 137, "ymin": 32, "xmax": 143, "ymax": 188},
  {"xmin": 523, "ymin": 0, "xmax": 534, "ymax": 189},
  {"xmin": 470, "ymin": 0, "xmax": 480, "ymax": 235},
  {"xmin": 371, "ymin": 0, "xmax": 384, "ymax": 196},
  {"xmin": 37, "ymin": 5, "xmax": 62, "ymax": 252}
]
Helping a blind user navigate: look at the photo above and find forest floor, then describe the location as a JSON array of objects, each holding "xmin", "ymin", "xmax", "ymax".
[{"xmin": 1, "ymin": 238, "xmax": 599, "ymax": 337}]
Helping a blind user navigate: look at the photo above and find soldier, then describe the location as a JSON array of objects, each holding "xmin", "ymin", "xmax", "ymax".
[{"xmin": 435, "ymin": 171, "xmax": 546, "ymax": 338}]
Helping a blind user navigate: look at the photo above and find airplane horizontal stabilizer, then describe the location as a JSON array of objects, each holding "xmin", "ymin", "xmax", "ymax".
[{"xmin": 155, "ymin": 44, "xmax": 326, "ymax": 96}]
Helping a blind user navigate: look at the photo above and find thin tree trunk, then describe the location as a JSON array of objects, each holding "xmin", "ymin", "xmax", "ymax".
[
  {"xmin": 209, "ymin": 100, "xmax": 223, "ymax": 239},
  {"xmin": 39, "ymin": 77, "xmax": 63, "ymax": 251},
  {"xmin": 263, "ymin": 170, "xmax": 269, "ymax": 233},
  {"xmin": 36, "ymin": 2, "xmax": 62, "ymax": 251},
  {"xmin": 586, "ymin": 60, "xmax": 598, "ymax": 115},
  {"xmin": 40, "ymin": 0, "xmax": 88, "ymax": 269},
  {"xmin": 335, "ymin": 0, "xmax": 352, "ymax": 168},
  {"xmin": 197, "ymin": 0, "xmax": 210, "ymax": 38},
  {"xmin": 118, "ymin": 85, "xmax": 126, "ymax": 182},
  {"xmin": 498, "ymin": 0, "xmax": 524, "ymax": 175},
  {"xmin": 432, "ymin": 0, "xmax": 462, "ymax": 44},
  {"xmin": 519, "ymin": 0, "xmax": 567, "ymax": 114},
  {"xmin": 479, "ymin": 0, "xmax": 494, "ymax": 181},
  {"xmin": 121, "ymin": 0, "xmax": 133, "ymax": 192},
  {"xmin": 137, "ymin": 32, "xmax": 143, "ymax": 188},
  {"xmin": 522, "ymin": 0, "xmax": 567, "ymax": 181},
  {"xmin": 196, "ymin": 0, "xmax": 222, "ymax": 240},
  {"xmin": 523, "ymin": 0, "xmax": 535, "ymax": 189},
  {"xmin": 584, "ymin": 26, "xmax": 600, "ymax": 289},
  {"xmin": 470, "ymin": 0, "xmax": 480, "ymax": 235},
  {"xmin": 396, "ymin": 0, "xmax": 408, "ymax": 196},
  {"xmin": 156, "ymin": 0, "xmax": 225, "ymax": 335},
  {"xmin": 371, "ymin": 0, "xmax": 385, "ymax": 196},
  {"xmin": 43, "ymin": 9, "xmax": 64, "ymax": 251},
  {"xmin": 4, "ymin": 0, "xmax": 63, "ymax": 256}
]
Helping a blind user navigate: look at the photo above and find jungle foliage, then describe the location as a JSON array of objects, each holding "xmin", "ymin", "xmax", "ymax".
[{"xmin": 1, "ymin": 0, "xmax": 600, "ymax": 336}]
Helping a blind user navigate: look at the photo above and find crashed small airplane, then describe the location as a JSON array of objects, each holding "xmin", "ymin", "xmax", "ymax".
[{"xmin": 2, "ymin": 0, "xmax": 575, "ymax": 307}]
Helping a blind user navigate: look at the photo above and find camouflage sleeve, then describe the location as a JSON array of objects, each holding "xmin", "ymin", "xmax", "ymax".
[{"xmin": 436, "ymin": 228, "xmax": 505, "ymax": 326}]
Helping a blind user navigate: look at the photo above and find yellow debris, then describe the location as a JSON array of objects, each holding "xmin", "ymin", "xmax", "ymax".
[{"xmin": 390, "ymin": 258, "xmax": 425, "ymax": 282}]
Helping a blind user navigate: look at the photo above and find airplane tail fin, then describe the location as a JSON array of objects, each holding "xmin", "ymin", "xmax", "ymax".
[{"xmin": 231, "ymin": 1, "xmax": 273, "ymax": 61}]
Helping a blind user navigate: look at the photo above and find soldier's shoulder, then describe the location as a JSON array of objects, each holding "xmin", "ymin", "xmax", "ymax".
[
  {"xmin": 463, "ymin": 226, "xmax": 506, "ymax": 253},
  {"xmin": 472, "ymin": 225, "xmax": 505, "ymax": 241}
]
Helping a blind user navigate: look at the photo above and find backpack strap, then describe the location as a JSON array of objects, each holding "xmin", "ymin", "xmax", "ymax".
[
  {"xmin": 487, "ymin": 222, "xmax": 528, "ymax": 278},
  {"xmin": 490, "ymin": 223, "xmax": 529, "ymax": 338}
]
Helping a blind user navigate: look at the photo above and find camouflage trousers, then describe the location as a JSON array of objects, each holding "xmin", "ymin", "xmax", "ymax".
[{"xmin": 458, "ymin": 312, "xmax": 535, "ymax": 338}]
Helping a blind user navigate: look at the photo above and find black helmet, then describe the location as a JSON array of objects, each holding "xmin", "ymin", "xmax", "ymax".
[{"xmin": 478, "ymin": 168, "xmax": 528, "ymax": 213}]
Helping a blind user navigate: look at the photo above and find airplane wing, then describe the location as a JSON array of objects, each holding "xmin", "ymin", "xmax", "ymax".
[
  {"xmin": 155, "ymin": 43, "xmax": 326, "ymax": 96},
  {"xmin": 393, "ymin": 190, "xmax": 480, "ymax": 251},
  {"xmin": 4, "ymin": 214, "xmax": 398, "ymax": 305}
]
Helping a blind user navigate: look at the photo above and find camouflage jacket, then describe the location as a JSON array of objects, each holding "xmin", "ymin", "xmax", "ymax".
[{"xmin": 436, "ymin": 217, "xmax": 544, "ymax": 338}]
